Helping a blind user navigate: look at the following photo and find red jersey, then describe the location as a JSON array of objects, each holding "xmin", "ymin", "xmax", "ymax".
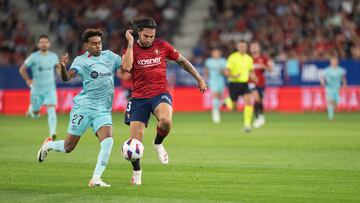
[
  {"xmin": 128, "ymin": 38, "xmax": 180, "ymax": 98},
  {"xmin": 251, "ymin": 55, "xmax": 269, "ymax": 87}
]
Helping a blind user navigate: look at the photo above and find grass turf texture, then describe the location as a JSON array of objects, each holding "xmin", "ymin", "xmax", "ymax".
[{"xmin": 0, "ymin": 112, "xmax": 359, "ymax": 203}]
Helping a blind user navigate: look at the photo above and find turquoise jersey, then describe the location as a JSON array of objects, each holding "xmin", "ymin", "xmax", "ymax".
[
  {"xmin": 70, "ymin": 50, "xmax": 121, "ymax": 112},
  {"xmin": 24, "ymin": 50, "xmax": 59, "ymax": 93},
  {"xmin": 204, "ymin": 57, "xmax": 227, "ymax": 92},
  {"xmin": 321, "ymin": 66, "xmax": 346, "ymax": 90}
]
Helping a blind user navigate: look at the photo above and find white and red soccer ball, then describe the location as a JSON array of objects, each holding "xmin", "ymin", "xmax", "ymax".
[{"xmin": 122, "ymin": 138, "xmax": 144, "ymax": 161}]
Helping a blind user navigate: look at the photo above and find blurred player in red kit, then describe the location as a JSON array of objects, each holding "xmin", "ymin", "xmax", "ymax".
[
  {"xmin": 121, "ymin": 17, "xmax": 207, "ymax": 185},
  {"xmin": 249, "ymin": 42, "xmax": 273, "ymax": 128}
]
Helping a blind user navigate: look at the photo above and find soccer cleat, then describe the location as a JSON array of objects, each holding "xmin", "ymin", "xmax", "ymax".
[
  {"xmin": 131, "ymin": 170, "xmax": 142, "ymax": 185},
  {"xmin": 51, "ymin": 134, "xmax": 57, "ymax": 140},
  {"xmin": 153, "ymin": 143, "xmax": 169, "ymax": 165},
  {"xmin": 88, "ymin": 178, "xmax": 111, "ymax": 187},
  {"xmin": 253, "ymin": 118, "xmax": 262, "ymax": 128},
  {"xmin": 37, "ymin": 137, "xmax": 52, "ymax": 162}
]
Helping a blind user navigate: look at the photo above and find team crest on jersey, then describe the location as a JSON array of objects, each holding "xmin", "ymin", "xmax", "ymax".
[{"xmin": 154, "ymin": 49, "xmax": 160, "ymax": 55}]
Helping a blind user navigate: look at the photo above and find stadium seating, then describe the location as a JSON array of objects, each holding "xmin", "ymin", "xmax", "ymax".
[
  {"xmin": 0, "ymin": 0, "xmax": 185, "ymax": 65},
  {"xmin": 195, "ymin": 0, "xmax": 360, "ymax": 61}
]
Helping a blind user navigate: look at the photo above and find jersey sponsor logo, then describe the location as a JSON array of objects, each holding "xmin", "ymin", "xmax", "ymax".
[
  {"xmin": 137, "ymin": 57, "xmax": 161, "ymax": 67},
  {"xmin": 91, "ymin": 71, "xmax": 99, "ymax": 78},
  {"xmin": 91, "ymin": 71, "xmax": 111, "ymax": 79}
]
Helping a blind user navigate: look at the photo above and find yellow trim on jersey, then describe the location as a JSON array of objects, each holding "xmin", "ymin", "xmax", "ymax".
[{"xmin": 226, "ymin": 52, "xmax": 253, "ymax": 83}]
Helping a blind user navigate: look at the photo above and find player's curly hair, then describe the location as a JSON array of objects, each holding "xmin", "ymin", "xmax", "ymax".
[
  {"xmin": 82, "ymin": 28, "xmax": 103, "ymax": 43},
  {"xmin": 132, "ymin": 17, "xmax": 158, "ymax": 32}
]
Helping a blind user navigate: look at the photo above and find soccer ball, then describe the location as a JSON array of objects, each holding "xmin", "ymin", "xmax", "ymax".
[{"xmin": 122, "ymin": 138, "xmax": 144, "ymax": 161}]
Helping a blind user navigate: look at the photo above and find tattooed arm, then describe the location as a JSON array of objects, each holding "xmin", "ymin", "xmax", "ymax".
[{"xmin": 176, "ymin": 55, "xmax": 207, "ymax": 93}]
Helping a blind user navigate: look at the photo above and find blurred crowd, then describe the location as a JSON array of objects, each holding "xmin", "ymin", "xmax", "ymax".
[
  {"xmin": 0, "ymin": 0, "xmax": 34, "ymax": 65},
  {"xmin": 195, "ymin": 0, "xmax": 360, "ymax": 62},
  {"xmin": 0, "ymin": 0, "xmax": 184, "ymax": 65},
  {"xmin": 1, "ymin": 0, "xmax": 360, "ymax": 66}
]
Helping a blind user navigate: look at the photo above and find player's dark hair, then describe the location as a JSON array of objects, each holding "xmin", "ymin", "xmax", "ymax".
[
  {"xmin": 38, "ymin": 34, "xmax": 49, "ymax": 42},
  {"xmin": 82, "ymin": 28, "xmax": 103, "ymax": 43},
  {"xmin": 132, "ymin": 17, "xmax": 158, "ymax": 32}
]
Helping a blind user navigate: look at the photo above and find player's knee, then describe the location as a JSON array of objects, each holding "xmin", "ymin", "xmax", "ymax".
[{"xmin": 159, "ymin": 118, "xmax": 172, "ymax": 131}]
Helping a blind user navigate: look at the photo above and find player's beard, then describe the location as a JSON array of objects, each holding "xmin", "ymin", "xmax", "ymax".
[{"xmin": 138, "ymin": 40, "xmax": 152, "ymax": 48}]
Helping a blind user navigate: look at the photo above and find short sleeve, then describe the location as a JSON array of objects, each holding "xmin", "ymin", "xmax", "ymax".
[
  {"xmin": 320, "ymin": 68, "xmax": 328, "ymax": 77},
  {"xmin": 70, "ymin": 56, "xmax": 84, "ymax": 76},
  {"xmin": 54, "ymin": 54, "xmax": 59, "ymax": 64},
  {"xmin": 341, "ymin": 68, "xmax": 347, "ymax": 76},
  {"xmin": 24, "ymin": 53, "xmax": 35, "ymax": 68},
  {"xmin": 226, "ymin": 55, "xmax": 235, "ymax": 70},
  {"xmin": 164, "ymin": 41, "xmax": 180, "ymax": 61},
  {"xmin": 204, "ymin": 59, "xmax": 210, "ymax": 69}
]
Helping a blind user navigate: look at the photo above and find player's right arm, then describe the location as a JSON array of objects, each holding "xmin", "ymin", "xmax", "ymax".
[
  {"xmin": 19, "ymin": 53, "xmax": 34, "ymax": 87},
  {"xmin": 59, "ymin": 53, "xmax": 77, "ymax": 82},
  {"xmin": 320, "ymin": 69, "xmax": 327, "ymax": 86},
  {"xmin": 121, "ymin": 30, "xmax": 134, "ymax": 72},
  {"xmin": 19, "ymin": 63, "xmax": 32, "ymax": 87}
]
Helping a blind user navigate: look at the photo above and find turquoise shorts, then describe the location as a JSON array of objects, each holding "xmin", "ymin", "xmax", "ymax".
[
  {"xmin": 208, "ymin": 80, "xmax": 225, "ymax": 94},
  {"xmin": 30, "ymin": 89, "xmax": 57, "ymax": 111},
  {"xmin": 67, "ymin": 106, "xmax": 112, "ymax": 136},
  {"xmin": 326, "ymin": 88, "xmax": 340, "ymax": 104}
]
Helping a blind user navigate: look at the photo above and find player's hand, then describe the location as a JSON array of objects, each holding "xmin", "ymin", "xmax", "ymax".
[
  {"xmin": 198, "ymin": 79, "xmax": 207, "ymax": 93},
  {"xmin": 60, "ymin": 53, "xmax": 69, "ymax": 67},
  {"xmin": 26, "ymin": 79, "xmax": 32, "ymax": 87},
  {"xmin": 125, "ymin": 30, "xmax": 134, "ymax": 44}
]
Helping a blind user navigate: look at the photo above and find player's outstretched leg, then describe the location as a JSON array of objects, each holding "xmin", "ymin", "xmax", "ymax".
[
  {"xmin": 154, "ymin": 125, "xmax": 169, "ymax": 164},
  {"xmin": 211, "ymin": 95, "xmax": 221, "ymax": 124},
  {"xmin": 89, "ymin": 127, "xmax": 113, "ymax": 187},
  {"xmin": 37, "ymin": 134, "xmax": 79, "ymax": 162},
  {"xmin": 327, "ymin": 101, "xmax": 335, "ymax": 121},
  {"xmin": 26, "ymin": 105, "xmax": 40, "ymax": 119},
  {"xmin": 153, "ymin": 102, "xmax": 172, "ymax": 164},
  {"xmin": 46, "ymin": 106, "xmax": 57, "ymax": 139}
]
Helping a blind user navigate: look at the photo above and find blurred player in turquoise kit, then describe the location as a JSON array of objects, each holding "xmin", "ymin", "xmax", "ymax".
[
  {"xmin": 37, "ymin": 28, "xmax": 133, "ymax": 187},
  {"xmin": 204, "ymin": 48, "xmax": 227, "ymax": 123},
  {"xmin": 320, "ymin": 56, "xmax": 347, "ymax": 121},
  {"xmin": 19, "ymin": 35, "xmax": 60, "ymax": 139}
]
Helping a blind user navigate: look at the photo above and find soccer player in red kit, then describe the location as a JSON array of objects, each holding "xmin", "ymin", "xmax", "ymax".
[
  {"xmin": 249, "ymin": 42, "xmax": 273, "ymax": 128},
  {"xmin": 121, "ymin": 17, "xmax": 207, "ymax": 185}
]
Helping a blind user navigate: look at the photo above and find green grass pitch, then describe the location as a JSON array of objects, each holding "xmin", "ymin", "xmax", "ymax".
[{"xmin": 0, "ymin": 112, "xmax": 360, "ymax": 203}]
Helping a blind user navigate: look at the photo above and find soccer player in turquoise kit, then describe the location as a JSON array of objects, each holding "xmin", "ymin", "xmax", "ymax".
[
  {"xmin": 37, "ymin": 28, "xmax": 133, "ymax": 187},
  {"xmin": 320, "ymin": 56, "xmax": 347, "ymax": 121},
  {"xmin": 204, "ymin": 48, "xmax": 227, "ymax": 124},
  {"xmin": 19, "ymin": 35, "xmax": 60, "ymax": 139},
  {"xmin": 122, "ymin": 17, "xmax": 207, "ymax": 185}
]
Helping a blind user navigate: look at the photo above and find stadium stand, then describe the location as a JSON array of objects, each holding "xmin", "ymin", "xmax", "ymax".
[
  {"xmin": 194, "ymin": 0, "xmax": 360, "ymax": 61},
  {"xmin": 0, "ymin": 0, "xmax": 186, "ymax": 65}
]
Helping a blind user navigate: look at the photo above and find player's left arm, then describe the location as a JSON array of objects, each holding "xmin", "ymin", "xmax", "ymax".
[
  {"xmin": 55, "ymin": 64, "xmax": 62, "ymax": 76},
  {"xmin": 176, "ymin": 55, "xmax": 207, "ymax": 93}
]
